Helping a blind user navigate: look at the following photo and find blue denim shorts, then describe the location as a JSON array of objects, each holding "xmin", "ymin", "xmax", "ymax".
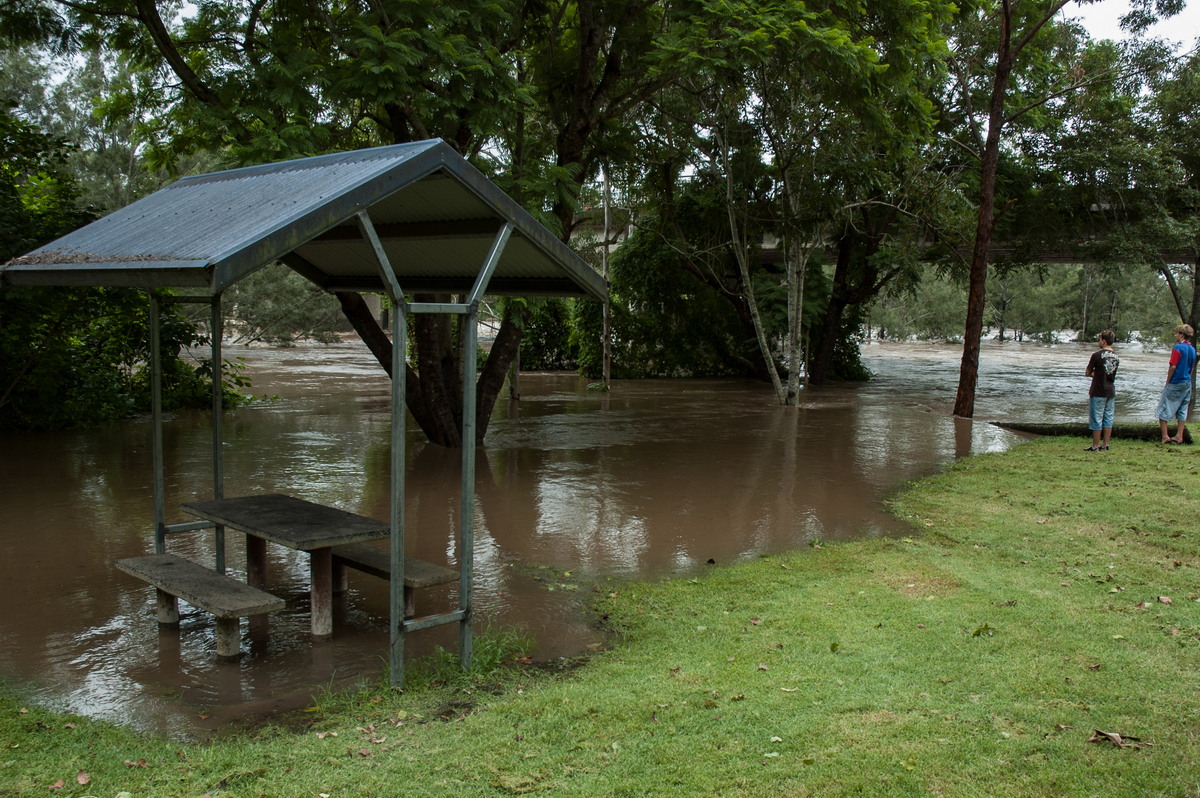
[
  {"xmin": 1156, "ymin": 382, "xmax": 1192, "ymax": 422},
  {"xmin": 1089, "ymin": 396, "xmax": 1115, "ymax": 430}
]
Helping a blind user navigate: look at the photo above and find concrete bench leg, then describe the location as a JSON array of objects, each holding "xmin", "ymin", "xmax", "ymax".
[
  {"xmin": 156, "ymin": 588, "xmax": 180, "ymax": 626},
  {"xmin": 310, "ymin": 547, "xmax": 333, "ymax": 638},
  {"xmin": 246, "ymin": 535, "xmax": 268, "ymax": 588},
  {"xmin": 215, "ymin": 617, "xmax": 241, "ymax": 661}
]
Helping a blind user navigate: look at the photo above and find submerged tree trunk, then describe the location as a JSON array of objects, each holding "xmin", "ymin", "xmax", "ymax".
[
  {"xmin": 335, "ymin": 290, "xmax": 524, "ymax": 446},
  {"xmin": 953, "ymin": 0, "xmax": 1073, "ymax": 417},
  {"xmin": 783, "ymin": 229, "xmax": 809, "ymax": 403},
  {"xmin": 718, "ymin": 131, "xmax": 786, "ymax": 404},
  {"xmin": 954, "ymin": 30, "xmax": 1013, "ymax": 418},
  {"xmin": 808, "ymin": 238, "xmax": 852, "ymax": 387}
]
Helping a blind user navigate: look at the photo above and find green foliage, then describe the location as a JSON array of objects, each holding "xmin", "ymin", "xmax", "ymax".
[
  {"xmin": 519, "ymin": 297, "xmax": 577, "ymax": 371},
  {"xmin": 0, "ymin": 106, "xmax": 87, "ymax": 260},
  {"xmin": 224, "ymin": 264, "xmax": 346, "ymax": 346},
  {"xmin": 869, "ymin": 264, "xmax": 968, "ymax": 341},
  {"xmin": 573, "ymin": 208, "xmax": 759, "ymax": 379},
  {"xmin": 0, "ymin": 288, "xmax": 238, "ymax": 429},
  {"xmin": 0, "ymin": 62, "xmax": 237, "ymax": 430},
  {"xmin": 871, "ymin": 260, "xmax": 1181, "ymax": 344}
]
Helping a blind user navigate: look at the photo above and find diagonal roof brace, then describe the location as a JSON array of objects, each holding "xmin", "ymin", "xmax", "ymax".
[
  {"xmin": 355, "ymin": 210, "xmax": 406, "ymax": 307},
  {"xmin": 468, "ymin": 222, "xmax": 513, "ymax": 307}
]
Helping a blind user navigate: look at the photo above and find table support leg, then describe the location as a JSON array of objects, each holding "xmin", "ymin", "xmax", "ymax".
[
  {"xmin": 310, "ymin": 547, "xmax": 333, "ymax": 638},
  {"xmin": 155, "ymin": 588, "xmax": 179, "ymax": 626},
  {"xmin": 215, "ymin": 617, "xmax": 241, "ymax": 660},
  {"xmin": 246, "ymin": 535, "xmax": 267, "ymax": 588},
  {"xmin": 332, "ymin": 560, "xmax": 348, "ymax": 596}
]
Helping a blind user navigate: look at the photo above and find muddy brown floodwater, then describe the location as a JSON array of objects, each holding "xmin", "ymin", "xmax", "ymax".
[{"xmin": 0, "ymin": 338, "xmax": 1170, "ymax": 737}]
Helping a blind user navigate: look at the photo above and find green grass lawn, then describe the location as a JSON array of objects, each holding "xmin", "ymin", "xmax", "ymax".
[{"xmin": 3, "ymin": 437, "xmax": 1200, "ymax": 797}]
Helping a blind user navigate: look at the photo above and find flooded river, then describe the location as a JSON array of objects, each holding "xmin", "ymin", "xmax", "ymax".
[{"xmin": 0, "ymin": 338, "xmax": 1171, "ymax": 736}]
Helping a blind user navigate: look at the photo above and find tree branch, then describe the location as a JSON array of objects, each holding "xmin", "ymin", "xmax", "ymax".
[{"xmin": 131, "ymin": 0, "xmax": 221, "ymax": 106}]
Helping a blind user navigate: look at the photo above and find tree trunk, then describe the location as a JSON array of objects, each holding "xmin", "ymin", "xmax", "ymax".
[
  {"xmin": 953, "ymin": 21, "xmax": 1015, "ymax": 419},
  {"xmin": 475, "ymin": 303, "xmax": 526, "ymax": 440},
  {"xmin": 807, "ymin": 236, "xmax": 853, "ymax": 386},
  {"xmin": 411, "ymin": 295, "xmax": 464, "ymax": 447},
  {"xmin": 336, "ymin": 291, "xmax": 525, "ymax": 447},
  {"xmin": 336, "ymin": 291, "xmax": 444, "ymax": 441}
]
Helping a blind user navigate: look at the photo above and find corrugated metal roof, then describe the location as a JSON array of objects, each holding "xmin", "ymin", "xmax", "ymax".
[{"xmin": 1, "ymin": 140, "xmax": 607, "ymax": 301}]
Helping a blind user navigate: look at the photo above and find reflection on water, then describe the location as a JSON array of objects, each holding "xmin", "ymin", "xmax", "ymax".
[{"xmin": 0, "ymin": 338, "xmax": 1170, "ymax": 736}]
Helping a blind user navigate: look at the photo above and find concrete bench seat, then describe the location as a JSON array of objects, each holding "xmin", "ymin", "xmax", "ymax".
[
  {"xmin": 116, "ymin": 553, "xmax": 285, "ymax": 660},
  {"xmin": 330, "ymin": 543, "xmax": 457, "ymax": 617}
]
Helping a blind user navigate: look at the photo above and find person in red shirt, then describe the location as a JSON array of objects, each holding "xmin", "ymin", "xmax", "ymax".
[{"xmin": 1156, "ymin": 324, "xmax": 1196, "ymax": 444}]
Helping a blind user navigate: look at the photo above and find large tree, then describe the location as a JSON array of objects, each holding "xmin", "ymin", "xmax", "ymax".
[{"xmin": 613, "ymin": 0, "xmax": 953, "ymax": 400}]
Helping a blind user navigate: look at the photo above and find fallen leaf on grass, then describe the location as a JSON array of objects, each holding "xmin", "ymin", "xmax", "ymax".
[
  {"xmin": 48, "ymin": 780, "xmax": 64, "ymax": 790},
  {"xmin": 1089, "ymin": 729, "xmax": 1150, "ymax": 749},
  {"xmin": 76, "ymin": 771, "xmax": 90, "ymax": 785},
  {"xmin": 1087, "ymin": 664, "xmax": 1102, "ymax": 671},
  {"xmin": 124, "ymin": 759, "xmax": 148, "ymax": 768},
  {"xmin": 1158, "ymin": 596, "xmax": 1173, "ymax": 605}
]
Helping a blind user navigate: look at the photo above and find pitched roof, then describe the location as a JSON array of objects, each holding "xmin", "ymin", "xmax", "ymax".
[{"xmin": 1, "ymin": 140, "xmax": 607, "ymax": 301}]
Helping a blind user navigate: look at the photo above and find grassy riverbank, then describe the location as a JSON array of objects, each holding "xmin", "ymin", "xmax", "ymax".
[{"xmin": 4, "ymin": 437, "xmax": 1200, "ymax": 797}]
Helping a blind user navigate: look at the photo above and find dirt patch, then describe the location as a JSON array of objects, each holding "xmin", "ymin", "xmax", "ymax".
[{"xmin": 884, "ymin": 570, "xmax": 964, "ymax": 598}]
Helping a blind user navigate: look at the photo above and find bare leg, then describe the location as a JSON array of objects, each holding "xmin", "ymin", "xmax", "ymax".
[
  {"xmin": 1091, "ymin": 430, "xmax": 1103, "ymax": 449},
  {"xmin": 1161, "ymin": 419, "xmax": 1171, "ymax": 444},
  {"xmin": 1175, "ymin": 421, "xmax": 1187, "ymax": 444},
  {"xmin": 1102, "ymin": 427, "xmax": 1112, "ymax": 448}
]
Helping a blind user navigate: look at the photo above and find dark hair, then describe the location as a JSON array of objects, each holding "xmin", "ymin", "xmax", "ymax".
[{"xmin": 1100, "ymin": 329, "xmax": 1116, "ymax": 346}]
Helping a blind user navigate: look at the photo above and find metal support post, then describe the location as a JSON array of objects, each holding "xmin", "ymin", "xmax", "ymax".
[
  {"xmin": 459, "ymin": 306, "xmax": 476, "ymax": 669},
  {"xmin": 389, "ymin": 300, "xmax": 408, "ymax": 687},
  {"xmin": 150, "ymin": 293, "xmax": 166, "ymax": 554},
  {"xmin": 210, "ymin": 294, "xmax": 226, "ymax": 573}
]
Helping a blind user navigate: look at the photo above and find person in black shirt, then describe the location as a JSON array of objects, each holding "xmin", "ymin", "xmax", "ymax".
[{"xmin": 1084, "ymin": 329, "xmax": 1119, "ymax": 451}]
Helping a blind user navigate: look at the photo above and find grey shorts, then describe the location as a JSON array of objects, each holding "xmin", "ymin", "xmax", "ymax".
[{"xmin": 1156, "ymin": 382, "xmax": 1192, "ymax": 422}]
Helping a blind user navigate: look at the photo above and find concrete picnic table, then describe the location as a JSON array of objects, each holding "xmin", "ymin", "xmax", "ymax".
[{"xmin": 181, "ymin": 493, "xmax": 388, "ymax": 638}]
